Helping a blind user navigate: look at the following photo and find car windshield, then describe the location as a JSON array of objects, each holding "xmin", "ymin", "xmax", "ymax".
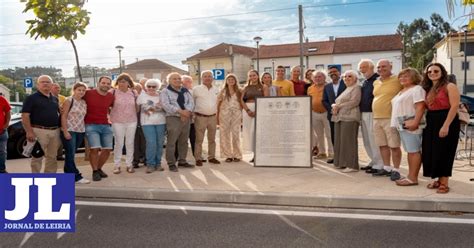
[{"xmin": 10, "ymin": 104, "xmax": 22, "ymax": 115}]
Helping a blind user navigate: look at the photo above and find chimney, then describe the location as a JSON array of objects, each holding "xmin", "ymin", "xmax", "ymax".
[
  {"xmin": 229, "ymin": 45, "xmax": 233, "ymax": 55},
  {"xmin": 329, "ymin": 36, "xmax": 335, "ymax": 41}
]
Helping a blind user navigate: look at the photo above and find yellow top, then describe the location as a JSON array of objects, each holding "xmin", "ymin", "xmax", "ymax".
[
  {"xmin": 58, "ymin": 94, "xmax": 66, "ymax": 107},
  {"xmin": 307, "ymin": 84, "xmax": 326, "ymax": 113},
  {"xmin": 372, "ymin": 75, "xmax": 402, "ymax": 119},
  {"xmin": 273, "ymin": 79, "xmax": 295, "ymax": 96}
]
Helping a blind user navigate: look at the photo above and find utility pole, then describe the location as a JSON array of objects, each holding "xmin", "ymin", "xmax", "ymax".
[{"xmin": 298, "ymin": 5, "xmax": 304, "ymax": 80}]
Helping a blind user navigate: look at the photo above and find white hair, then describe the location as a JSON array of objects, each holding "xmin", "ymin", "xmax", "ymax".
[
  {"xmin": 312, "ymin": 70, "xmax": 328, "ymax": 79},
  {"xmin": 166, "ymin": 72, "xmax": 181, "ymax": 84},
  {"xmin": 181, "ymin": 75, "xmax": 193, "ymax": 81},
  {"xmin": 358, "ymin": 59, "xmax": 375, "ymax": 69},
  {"xmin": 145, "ymin": 79, "xmax": 161, "ymax": 88},
  {"xmin": 201, "ymin": 70, "xmax": 213, "ymax": 78},
  {"xmin": 343, "ymin": 70, "xmax": 359, "ymax": 81}
]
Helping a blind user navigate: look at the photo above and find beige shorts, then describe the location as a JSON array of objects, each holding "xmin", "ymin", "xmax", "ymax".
[{"xmin": 373, "ymin": 118, "xmax": 400, "ymax": 148}]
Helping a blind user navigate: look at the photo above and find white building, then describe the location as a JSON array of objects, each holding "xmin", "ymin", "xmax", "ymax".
[
  {"xmin": 255, "ymin": 34, "xmax": 402, "ymax": 78},
  {"xmin": 0, "ymin": 84, "xmax": 11, "ymax": 101},
  {"xmin": 434, "ymin": 32, "xmax": 474, "ymax": 95}
]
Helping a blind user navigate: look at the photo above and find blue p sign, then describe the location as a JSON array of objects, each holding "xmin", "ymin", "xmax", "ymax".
[
  {"xmin": 24, "ymin": 78, "xmax": 33, "ymax": 88},
  {"xmin": 212, "ymin": 69, "xmax": 225, "ymax": 80}
]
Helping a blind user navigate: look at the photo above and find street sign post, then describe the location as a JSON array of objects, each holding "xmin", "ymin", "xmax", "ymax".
[
  {"xmin": 212, "ymin": 69, "xmax": 225, "ymax": 80},
  {"xmin": 23, "ymin": 77, "xmax": 33, "ymax": 88},
  {"xmin": 24, "ymin": 77, "xmax": 33, "ymax": 95}
]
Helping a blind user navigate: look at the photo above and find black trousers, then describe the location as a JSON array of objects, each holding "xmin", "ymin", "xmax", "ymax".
[{"xmin": 133, "ymin": 126, "xmax": 146, "ymax": 164}]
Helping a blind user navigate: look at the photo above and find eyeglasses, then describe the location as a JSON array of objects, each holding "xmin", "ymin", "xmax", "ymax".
[
  {"xmin": 147, "ymin": 86, "xmax": 157, "ymax": 88},
  {"xmin": 427, "ymin": 70, "xmax": 440, "ymax": 74}
]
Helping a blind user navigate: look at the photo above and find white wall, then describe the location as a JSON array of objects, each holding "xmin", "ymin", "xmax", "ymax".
[{"xmin": 333, "ymin": 51, "xmax": 403, "ymax": 74}]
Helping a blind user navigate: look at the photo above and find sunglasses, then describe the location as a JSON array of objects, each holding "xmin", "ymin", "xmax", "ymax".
[
  {"xmin": 147, "ymin": 86, "xmax": 157, "ymax": 88},
  {"xmin": 427, "ymin": 70, "xmax": 440, "ymax": 74}
]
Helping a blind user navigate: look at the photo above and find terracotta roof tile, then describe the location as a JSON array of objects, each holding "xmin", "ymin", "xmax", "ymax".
[
  {"xmin": 124, "ymin": 59, "xmax": 186, "ymax": 73},
  {"xmin": 257, "ymin": 41, "xmax": 334, "ymax": 59},
  {"xmin": 187, "ymin": 43, "xmax": 256, "ymax": 60},
  {"xmin": 333, "ymin": 34, "xmax": 402, "ymax": 54}
]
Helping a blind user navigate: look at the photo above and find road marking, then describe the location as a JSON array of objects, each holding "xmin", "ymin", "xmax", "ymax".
[{"xmin": 76, "ymin": 200, "xmax": 474, "ymax": 225}]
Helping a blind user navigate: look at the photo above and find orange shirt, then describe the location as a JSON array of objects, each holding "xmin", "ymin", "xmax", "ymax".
[{"xmin": 307, "ymin": 84, "xmax": 326, "ymax": 113}]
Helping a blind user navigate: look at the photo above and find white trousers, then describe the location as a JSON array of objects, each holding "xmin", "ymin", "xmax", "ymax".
[
  {"xmin": 361, "ymin": 112, "xmax": 383, "ymax": 169},
  {"xmin": 112, "ymin": 122, "xmax": 137, "ymax": 168},
  {"xmin": 311, "ymin": 111, "xmax": 333, "ymax": 154}
]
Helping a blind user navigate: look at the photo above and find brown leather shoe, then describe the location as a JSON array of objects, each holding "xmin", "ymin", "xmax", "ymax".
[
  {"xmin": 208, "ymin": 158, "xmax": 221, "ymax": 164},
  {"xmin": 196, "ymin": 160, "xmax": 203, "ymax": 166}
]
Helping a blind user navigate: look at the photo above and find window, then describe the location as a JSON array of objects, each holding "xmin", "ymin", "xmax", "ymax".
[
  {"xmin": 462, "ymin": 61, "xmax": 470, "ymax": 70},
  {"xmin": 136, "ymin": 73, "xmax": 145, "ymax": 80},
  {"xmin": 342, "ymin": 64, "xmax": 352, "ymax": 72},
  {"xmin": 264, "ymin": 67, "xmax": 272, "ymax": 73},
  {"xmin": 460, "ymin": 42, "xmax": 474, "ymax": 56},
  {"xmin": 284, "ymin": 66, "xmax": 291, "ymax": 80},
  {"xmin": 315, "ymin": 64, "xmax": 324, "ymax": 71},
  {"xmin": 215, "ymin": 63, "xmax": 224, "ymax": 69},
  {"xmin": 152, "ymin": 73, "xmax": 161, "ymax": 80}
]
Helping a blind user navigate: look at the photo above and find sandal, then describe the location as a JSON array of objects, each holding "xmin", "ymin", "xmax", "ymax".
[
  {"xmin": 427, "ymin": 181, "xmax": 441, "ymax": 189},
  {"xmin": 396, "ymin": 178, "xmax": 418, "ymax": 186},
  {"xmin": 126, "ymin": 167, "xmax": 135, "ymax": 173},
  {"xmin": 436, "ymin": 184, "xmax": 450, "ymax": 194},
  {"xmin": 113, "ymin": 167, "xmax": 121, "ymax": 174},
  {"xmin": 225, "ymin": 158, "xmax": 233, "ymax": 163}
]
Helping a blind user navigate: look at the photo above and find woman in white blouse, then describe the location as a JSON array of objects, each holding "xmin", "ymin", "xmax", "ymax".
[{"xmin": 390, "ymin": 68, "xmax": 425, "ymax": 186}]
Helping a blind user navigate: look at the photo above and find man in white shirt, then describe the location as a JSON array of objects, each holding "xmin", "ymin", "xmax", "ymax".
[{"xmin": 193, "ymin": 70, "xmax": 220, "ymax": 166}]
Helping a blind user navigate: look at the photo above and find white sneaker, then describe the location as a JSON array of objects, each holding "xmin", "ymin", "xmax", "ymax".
[
  {"xmin": 341, "ymin": 168, "xmax": 358, "ymax": 173},
  {"xmin": 76, "ymin": 178, "xmax": 91, "ymax": 184}
]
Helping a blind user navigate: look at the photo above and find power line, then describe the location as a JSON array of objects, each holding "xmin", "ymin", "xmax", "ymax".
[
  {"xmin": 0, "ymin": 0, "xmax": 383, "ymax": 36},
  {"xmin": 0, "ymin": 21, "xmax": 397, "ymax": 50},
  {"xmin": 0, "ymin": 27, "xmax": 298, "ymax": 48}
]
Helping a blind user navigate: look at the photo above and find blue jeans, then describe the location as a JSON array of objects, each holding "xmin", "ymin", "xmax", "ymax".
[
  {"xmin": 61, "ymin": 131, "xmax": 84, "ymax": 181},
  {"xmin": 142, "ymin": 124, "xmax": 166, "ymax": 167},
  {"xmin": 0, "ymin": 131, "xmax": 8, "ymax": 172}
]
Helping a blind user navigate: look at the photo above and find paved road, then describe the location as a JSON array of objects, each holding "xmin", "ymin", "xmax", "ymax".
[{"xmin": 1, "ymin": 199, "xmax": 473, "ymax": 248}]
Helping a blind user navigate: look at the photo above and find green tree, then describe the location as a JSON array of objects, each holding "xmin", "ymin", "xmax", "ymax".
[
  {"xmin": 21, "ymin": 0, "xmax": 90, "ymax": 81},
  {"xmin": 397, "ymin": 13, "xmax": 455, "ymax": 71}
]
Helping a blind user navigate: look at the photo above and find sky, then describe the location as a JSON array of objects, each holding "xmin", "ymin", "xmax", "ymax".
[{"xmin": 0, "ymin": 0, "xmax": 468, "ymax": 77}]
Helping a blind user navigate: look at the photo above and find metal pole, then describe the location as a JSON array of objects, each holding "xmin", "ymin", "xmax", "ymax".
[
  {"xmin": 298, "ymin": 5, "xmax": 304, "ymax": 80},
  {"xmin": 464, "ymin": 29, "xmax": 468, "ymax": 95},
  {"xmin": 272, "ymin": 59, "xmax": 275, "ymax": 78},
  {"xmin": 119, "ymin": 50, "xmax": 123, "ymax": 74},
  {"xmin": 256, "ymin": 41, "xmax": 260, "ymax": 72}
]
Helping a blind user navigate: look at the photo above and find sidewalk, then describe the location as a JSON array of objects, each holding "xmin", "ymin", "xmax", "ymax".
[{"xmin": 6, "ymin": 138, "xmax": 474, "ymax": 213}]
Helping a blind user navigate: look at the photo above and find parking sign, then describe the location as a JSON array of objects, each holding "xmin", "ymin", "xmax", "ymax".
[
  {"xmin": 212, "ymin": 69, "xmax": 225, "ymax": 80},
  {"xmin": 23, "ymin": 77, "xmax": 33, "ymax": 88}
]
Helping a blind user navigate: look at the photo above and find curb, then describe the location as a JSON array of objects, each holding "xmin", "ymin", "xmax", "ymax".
[{"xmin": 76, "ymin": 186, "xmax": 474, "ymax": 213}]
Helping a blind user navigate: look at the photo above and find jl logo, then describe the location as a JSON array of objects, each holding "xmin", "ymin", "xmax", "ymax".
[{"xmin": 0, "ymin": 174, "xmax": 75, "ymax": 232}]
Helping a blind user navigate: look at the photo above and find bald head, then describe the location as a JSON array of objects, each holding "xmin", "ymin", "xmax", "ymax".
[
  {"xmin": 376, "ymin": 59, "xmax": 392, "ymax": 79},
  {"xmin": 37, "ymin": 75, "xmax": 53, "ymax": 95}
]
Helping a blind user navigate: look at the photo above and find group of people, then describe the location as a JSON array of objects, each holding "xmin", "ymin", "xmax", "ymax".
[
  {"xmin": 0, "ymin": 59, "xmax": 461, "ymax": 194},
  {"xmin": 306, "ymin": 60, "xmax": 459, "ymax": 194}
]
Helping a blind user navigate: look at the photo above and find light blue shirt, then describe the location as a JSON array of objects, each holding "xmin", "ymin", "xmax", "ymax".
[{"xmin": 160, "ymin": 87, "xmax": 194, "ymax": 117}]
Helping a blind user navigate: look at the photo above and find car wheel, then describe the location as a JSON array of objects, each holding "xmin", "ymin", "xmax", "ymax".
[{"xmin": 15, "ymin": 135, "xmax": 26, "ymax": 158}]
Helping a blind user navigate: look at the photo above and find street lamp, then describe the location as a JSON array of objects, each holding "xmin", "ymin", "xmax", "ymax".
[
  {"xmin": 253, "ymin": 36, "xmax": 262, "ymax": 72},
  {"xmin": 115, "ymin": 45, "xmax": 124, "ymax": 73},
  {"xmin": 462, "ymin": 25, "xmax": 469, "ymax": 95}
]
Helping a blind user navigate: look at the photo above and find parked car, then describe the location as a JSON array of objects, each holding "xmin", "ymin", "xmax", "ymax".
[
  {"xmin": 460, "ymin": 95, "xmax": 474, "ymax": 116},
  {"xmin": 7, "ymin": 102, "xmax": 26, "ymax": 158}
]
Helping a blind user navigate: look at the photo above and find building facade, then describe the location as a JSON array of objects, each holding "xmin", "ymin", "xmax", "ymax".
[{"xmin": 434, "ymin": 32, "xmax": 474, "ymax": 95}]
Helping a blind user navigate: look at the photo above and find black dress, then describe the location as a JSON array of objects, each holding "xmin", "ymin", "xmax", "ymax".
[{"xmin": 422, "ymin": 90, "xmax": 460, "ymax": 178}]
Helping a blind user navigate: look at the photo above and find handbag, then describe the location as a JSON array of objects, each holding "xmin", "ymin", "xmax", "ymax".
[{"xmin": 458, "ymin": 103, "xmax": 470, "ymax": 124}]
